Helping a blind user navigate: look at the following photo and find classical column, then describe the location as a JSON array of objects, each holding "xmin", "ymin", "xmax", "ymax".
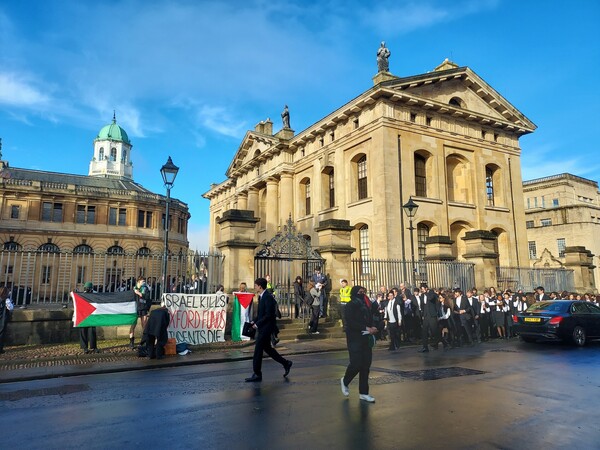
[
  {"xmin": 266, "ymin": 177, "xmax": 279, "ymax": 236},
  {"xmin": 279, "ymin": 171, "xmax": 294, "ymax": 223},
  {"xmin": 462, "ymin": 230, "xmax": 499, "ymax": 289},
  {"xmin": 247, "ymin": 187, "xmax": 259, "ymax": 214},
  {"xmin": 237, "ymin": 191, "xmax": 248, "ymax": 211}
]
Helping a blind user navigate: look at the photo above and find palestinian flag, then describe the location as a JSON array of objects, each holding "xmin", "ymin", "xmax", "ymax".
[
  {"xmin": 231, "ymin": 292, "xmax": 254, "ymax": 342},
  {"xmin": 71, "ymin": 291, "xmax": 138, "ymax": 327}
]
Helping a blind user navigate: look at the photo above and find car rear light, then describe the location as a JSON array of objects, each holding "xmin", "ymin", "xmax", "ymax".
[
  {"xmin": 548, "ymin": 316, "xmax": 563, "ymax": 325},
  {"xmin": 512, "ymin": 315, "xmax": 518, "ymax": 323}
]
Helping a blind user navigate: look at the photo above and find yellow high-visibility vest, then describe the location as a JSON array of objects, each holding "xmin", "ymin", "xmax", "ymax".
[{"xmin": 340, "ymin": 286, "xmax": 351, "ymax": 303}]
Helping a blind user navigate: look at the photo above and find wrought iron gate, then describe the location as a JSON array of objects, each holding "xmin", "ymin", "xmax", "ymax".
[{"xmin": 254, "ymin": 217, "xmax": 325, "ymax": 318}]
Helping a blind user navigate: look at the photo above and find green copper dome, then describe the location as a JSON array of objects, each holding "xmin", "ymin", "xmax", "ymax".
[{"xmin": 95, "ymin": 114, "xmax": 131, "ymax": 145}]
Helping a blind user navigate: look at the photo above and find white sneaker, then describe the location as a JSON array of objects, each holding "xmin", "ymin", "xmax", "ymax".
[
  {"xmin": 314, "ymin": 331, "xmax": 320, "ymax": 335},
  {"xmin": 359, "ymin": 394, "xmax": 375, "ymax": 403},
  {"xmin": 340, "ymin": 378, "xmax": 349, "ymax": 397}
]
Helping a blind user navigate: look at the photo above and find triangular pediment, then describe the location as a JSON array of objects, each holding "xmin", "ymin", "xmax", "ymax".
[
  {"xmin": 380, "ymin": 66, "xmax": 536, "ymax": 132},
  {"xmin": 226, "ymin": 130, "xmax": 278, "ymax": 178}
]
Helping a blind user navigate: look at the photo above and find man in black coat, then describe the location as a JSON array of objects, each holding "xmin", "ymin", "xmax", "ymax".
[
  {"xmin": 245, "ymin": 278, "xmax": 292, "ymax": 382},
  {"xmin": 144, "ymin": 304, "xmax": 170, "ymax": 359},
  {"xmin": 419, "ymin": 283, "xmax": 442, "ymax": 352}
]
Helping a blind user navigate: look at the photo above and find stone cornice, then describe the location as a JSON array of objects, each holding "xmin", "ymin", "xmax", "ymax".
[
  {"xmin": 314, "ymin": 219, "xmax": 354, "ymax": 232},
  {"xmin": 215, "ymin": 239, "xmax": 259, "ymax": 249},
  {"xmin": 217, "ymin": 209, "xmax": 259, "ymax": 224}
]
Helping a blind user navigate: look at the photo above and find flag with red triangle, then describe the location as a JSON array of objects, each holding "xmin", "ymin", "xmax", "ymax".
[
  {"xmin": 71, "ymin": 291, "xmax": 138, "ymax": 327},
  {"xmin": 231, "ymin": 292, "xmax": 255, "ymax": 341}
]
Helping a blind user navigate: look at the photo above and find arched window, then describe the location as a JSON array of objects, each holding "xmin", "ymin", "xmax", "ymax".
[
  {"xmin": 357, "ymin": 155, "xmax": 367, "ymax": 200},
  {"xmin": 449, "ymin": 97, "xmax": 465, "ymax": 108},
  {"xmin": 322, "ymin": 166, "xmax": 335, "ymax": 209},
  {"xmin": 485, "ymin": 164, "xmax": 502, "ymax": 207},
  {"xmin": 304, "ymin": 179, "xmax": 311, "ymax": 215},
  {"xmin": 38, "ymin": 243, "xmax": 60, "ymax": 253},
  {"xmin": 414, "ymin": 154, "xmax": 427, "ymax": 197},
  {"xmin": 3, "ymin": 241, "xmax": 21, "ymax": 251},
  {"xmin": 417, "ymin": 223, "xmax": 430, "ymax": 261},
  {"xmin": 107, "ymin": 245, "xmax": 124, "ymax": 255},
  {"xmin": 300, "ymin": 178, "xmax": 311, "ymax": 216},
  {"xmin": 359, "ymin": 225, "xmax": 370, "ymax": 273},
  {"xmin": 110, "ymin": 147, "xmax": 117, "ymax": 162},
  {"xmin": 486, "ymin": 166, "xmax": 495, "ymax": 206},
  {"xmin": 99, "ymin": 147, "xmax": 104, "ymax": 161},
  {"xmin": 122, "ymin": 149, "xmax": 127, "ymax": 163},
  {"xmin": 137, "ymin": 247, "xmax": 151, "ymax": 256},
  {"xmin": 73, "ymin": 244, "xmax": 93, "ymax": 254}
]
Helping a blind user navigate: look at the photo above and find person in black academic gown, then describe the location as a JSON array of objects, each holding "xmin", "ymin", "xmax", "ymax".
[
  {"xmin": 143, "ymin": 303, "xmax": 170, "ymax": 359},
  {"xmin": 245, "ymin": 277, "xmax": 292, "ymax": 382}
]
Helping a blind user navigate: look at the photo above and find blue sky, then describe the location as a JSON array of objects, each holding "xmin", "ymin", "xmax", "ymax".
[{"xmin": 1, "ymin": 0, "xmax": 599, "ymax": 250}]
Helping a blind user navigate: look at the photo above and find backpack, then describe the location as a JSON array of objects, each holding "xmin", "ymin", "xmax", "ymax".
[{"xmin": 142, "ymin": 285, "xmax": 152, "ymax": 301}]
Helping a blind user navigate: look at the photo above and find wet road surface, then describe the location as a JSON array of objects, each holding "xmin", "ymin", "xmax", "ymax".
[{"xmin": 1, "ymin": 339, "xmax": 599, "ymax": 449}]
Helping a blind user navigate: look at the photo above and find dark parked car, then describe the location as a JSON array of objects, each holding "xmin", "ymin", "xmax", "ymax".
[{"xmin": 513, "ymin": 300, "xmax": 600, "ymax": 346}]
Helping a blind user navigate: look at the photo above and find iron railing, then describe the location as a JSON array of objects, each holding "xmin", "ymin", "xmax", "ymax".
[
  {"xmin": 496, "ymin": 266, "xmax": 574, "ymax": 293},
  {"xmin": 351, "ymin": 258, "xmax": 476, "ymax": 296},
  {"xmin": 0, "ymin": 249, "xmax": 224, "ymax": 306}
]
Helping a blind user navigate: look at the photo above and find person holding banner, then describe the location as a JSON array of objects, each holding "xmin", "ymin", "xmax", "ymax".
[
  {"xmin": 129, "ymin": 277, "xmax": 151, "ymax": 349},
  {"xmin": 232, "ymin": 282, "xmax": 254, "ymax": 342},
  {"xmin": 79, "ymin": 282, "xmax": 99, "ymax": 354},
  {"xmin": 245, "ymin": 277, "xmax": 293, "ymax": 382}
]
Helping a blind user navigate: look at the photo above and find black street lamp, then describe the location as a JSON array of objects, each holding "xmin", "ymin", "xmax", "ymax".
[
  {"xmin": 160, "ymin": 156, "xmax": 179, "ymax": 297},
  {"xmin": 402, "ymin": 197, "xmax": 419, "ymax": 285}
]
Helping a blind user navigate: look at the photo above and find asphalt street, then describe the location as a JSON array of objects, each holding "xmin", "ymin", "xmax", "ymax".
[{"xmin": 1, "ymin": 339, "xmax": 599, "ymax": 450}]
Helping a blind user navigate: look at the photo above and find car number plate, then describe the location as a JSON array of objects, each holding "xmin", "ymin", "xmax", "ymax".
[{"xmin": 524, "ymin": 317, "xmax": 541, "ymax": 322}]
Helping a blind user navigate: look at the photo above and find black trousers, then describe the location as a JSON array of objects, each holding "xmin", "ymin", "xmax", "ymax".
[
  {"xmin": 147, "ymin": 334, "xmax": 168, "ymax": 359},
  {"xmin": 343, "ymin": 340, "xmax": 372, "ymax": 395},
  {"xmin": 0, "ymin": 316, "xmax": 8, "ymax": 351},
  {"xmin": 79, "ymin": 327, "xmax": 97, "ymax": 350},
  {"xmin": 421, "ymin": 316, "xmax": 440, "ymax": 348},
  {"xmin": 339, "ymin": 303, "xmax": 348, "ymax": 330},
  {"xmin": 309, "ymin": 305, "xmax": 320, "ymax": 332},
  {"xmin": 387, "ymin": 321, "xmax": 400, "ymax": 349},
  {"xmin": 252, "ymin": 331, "xmax": 288, "ymax": 376}
]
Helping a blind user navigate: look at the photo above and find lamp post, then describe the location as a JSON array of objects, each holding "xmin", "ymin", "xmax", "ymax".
[
  {"xmin": 402, "ymin": 197, "xmax": 419, "ymax": 286},
  {"xmin": 160, "ymin": 156, "xmax": 179, "ymax": 297}
]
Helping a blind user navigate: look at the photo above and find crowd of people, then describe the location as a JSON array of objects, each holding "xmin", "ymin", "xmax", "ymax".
[{"xmin": 360, "ymin": 284, "xmax": 600, "ymax": 352}]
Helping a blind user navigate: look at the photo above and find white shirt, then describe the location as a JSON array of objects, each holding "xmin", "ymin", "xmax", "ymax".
[{"xmin": 386, "ymin": 299, "xmax": 402, "ymax": 325}]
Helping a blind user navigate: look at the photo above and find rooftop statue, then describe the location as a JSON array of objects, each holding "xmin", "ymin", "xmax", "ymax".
[
  {"xmin": 377, "ymin": 41, "xmax": 391, "ymax": 73},
  {"xmin": 281, "ymin": 105, "xmax": 291, "ymax": 129}
]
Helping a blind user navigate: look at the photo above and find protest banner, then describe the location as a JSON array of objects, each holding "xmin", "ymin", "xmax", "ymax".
[{"xmin": 163, "ymin": 292, "xmax": 227, "ymax": 345}]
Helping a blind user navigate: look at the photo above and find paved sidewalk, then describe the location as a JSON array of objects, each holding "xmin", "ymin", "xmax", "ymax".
[{"xmin": 0, "ymin": 338, "xmax": 349, "ymax": 384}]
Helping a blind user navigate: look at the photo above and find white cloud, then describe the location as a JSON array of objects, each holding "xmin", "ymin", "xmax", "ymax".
[
  {"xmin": 196, "ymin": 105, "xmax": 247, "ymax": 138},
  {"xmin": 521, "ymin": 142, "xmax": 600, "ymax": 181},
  {"xmin": 0, "ymin": 72, "xmax": 50, "ymax": 107},
  {"xmin": 359, "ymin": 0, "xmax": 499, "ymax": 36}
]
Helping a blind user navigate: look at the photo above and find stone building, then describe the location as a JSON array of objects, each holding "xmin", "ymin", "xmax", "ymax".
[
  {"xmin": 523, "ymin": 173, "xmax": 599, "ymax": 292},
  {"xmin": 0, "ymin": 116, "xmax": 190, "ymax": 295},
  {"xmin": 203, "ymin": 56, "xmax": 536, "ymax": 292}
]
